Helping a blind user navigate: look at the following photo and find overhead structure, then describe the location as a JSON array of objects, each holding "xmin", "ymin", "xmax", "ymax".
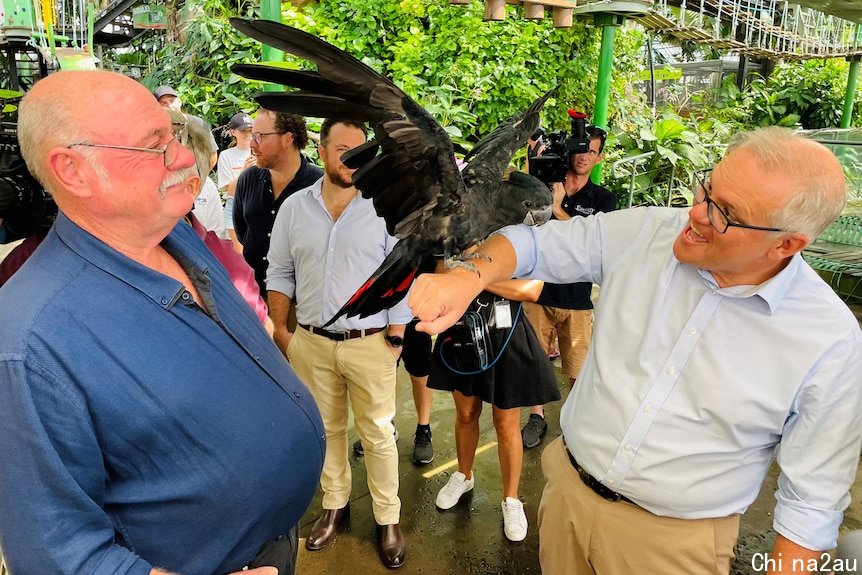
[
  {"xmin": 636, "ymin": 0, "xmax": 862, "ymax": 60},
  {"xmin": 1, "ymin": 0, "xmax": 160, "ymax": 90}
]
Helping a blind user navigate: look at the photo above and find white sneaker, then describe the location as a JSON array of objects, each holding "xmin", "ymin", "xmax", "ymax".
[
  {"xmin": 502, "ymin": 497, "xmax": 528, "ymax": 542},
  {"xmin": 436, "ymin": 471, "xmax": 475, "ymax": 510}
]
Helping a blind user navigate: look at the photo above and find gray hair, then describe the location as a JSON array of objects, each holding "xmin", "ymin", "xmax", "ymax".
[
  {"xmin": 17, "ymin": 87, "xmax": 80, "ymax": 195},
  {"xmin": 726, "ymin": 127, "xmax": 846, "ymax": 241},
  {"xmin": 166, "ymin": 108, "xmax": 209, "ymax": 179}
]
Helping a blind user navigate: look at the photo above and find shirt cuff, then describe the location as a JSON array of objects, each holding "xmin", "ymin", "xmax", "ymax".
[
  {"xmin": 495, "ymin": 225, "xmax": 538, "ymax": 279},
  {"xmin": 264, "ymin": 277, "xmax": 295, "ymax": 299},
  {"xmin": 773, "ymin": 494, "xmax": 845, "ymax": 550}
]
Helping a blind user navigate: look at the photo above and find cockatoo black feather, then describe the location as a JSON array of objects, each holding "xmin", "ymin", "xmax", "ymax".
[{"xmin": 230, "ymin": 18, "xmax": 553, "ymax": 326}]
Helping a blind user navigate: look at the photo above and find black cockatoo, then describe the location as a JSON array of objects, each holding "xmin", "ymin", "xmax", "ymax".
[{"xmin": 229, "ymin": 18, "xmax": 553, "ymax": 326}]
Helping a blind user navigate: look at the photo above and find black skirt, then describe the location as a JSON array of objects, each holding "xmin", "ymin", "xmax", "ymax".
[{"xmin": 428, "ymin": 292, "xmax": 561, "ymax": 409}]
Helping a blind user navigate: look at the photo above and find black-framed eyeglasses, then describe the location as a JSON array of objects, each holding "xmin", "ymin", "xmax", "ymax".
[
  {"xmin": 693, "ymin": 169, "xmax": 787, "ymax": 234},
  {"xmin": 68, "ymin": 135, "xmax": 181, "ymax": 168},
  {"xmin": 251, "ymin": 131, "xmax": 284, "ymax": 145}
]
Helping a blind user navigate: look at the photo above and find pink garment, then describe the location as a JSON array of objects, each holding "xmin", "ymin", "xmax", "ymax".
[
  {"xmin": 188, "ymin": 215, "xmax": 269, "ymax": 325},
  {"xmin": 0, "ymin": 232, "xmax": 46, "ymax": 288}
]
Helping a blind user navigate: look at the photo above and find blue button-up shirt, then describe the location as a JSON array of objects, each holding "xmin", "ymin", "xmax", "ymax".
[
  {"xmin": 500, "ymin": 206, "xmax": 862, "ymax": 550},
  {"xmin": 0, "ymin": 212, "xmax": 325, "ymax": 575},
  {"xmin": 266, "ymin": 178, "xmax": 413, "ymax": 330}
]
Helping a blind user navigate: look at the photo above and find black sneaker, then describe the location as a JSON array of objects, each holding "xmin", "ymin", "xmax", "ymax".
[
  {"xmin": 521, "ymin": 414, "xmax": 547, "ymax": 449},
  {"xmin": 353, "ymin": 426, "xmax": 398, "ymax": 456},
  {"xmin": 412, "ymin": 426, "xmax": 434, "ymax": 464}
]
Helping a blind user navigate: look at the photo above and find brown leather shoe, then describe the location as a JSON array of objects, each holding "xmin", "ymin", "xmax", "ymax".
[
  {"xmin": 305, "ymin": 504, "xmax": 350, "ymax": 551},
  {"xmin": 375, "ymin": 523, "xmax": 406, "ymax": 569}
]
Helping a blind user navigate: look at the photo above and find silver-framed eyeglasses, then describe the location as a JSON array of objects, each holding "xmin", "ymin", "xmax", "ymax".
[
  {"xmin": 693, "ymin": 169, "xmax": 787, "ymax": 234},
  {"xmin": 251, "ymin": 131, "xmax": 284, "ymax": 145},
  {"xmin": 68, "ymin": 135, "xmax": 182, "ymax": 168}
]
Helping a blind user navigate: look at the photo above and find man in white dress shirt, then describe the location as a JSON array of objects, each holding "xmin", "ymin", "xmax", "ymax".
[{"xmin": 407, "ymin": 127, "xmax": 862, "ymax": 575}]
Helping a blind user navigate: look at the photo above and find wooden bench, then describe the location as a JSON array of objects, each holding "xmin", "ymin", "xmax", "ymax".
[{"xmin": 803, "ymin": 214, "xmax": 862, "ymax": 301}]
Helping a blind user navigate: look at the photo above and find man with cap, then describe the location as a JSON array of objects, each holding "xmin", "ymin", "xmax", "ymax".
[
  {"xmin": 154, "ymin": 85, "xmax": 219, "ymax": 173},
  {"xmin": 218, "ymin": 112, "xmax": 255, "ymax": 251}
]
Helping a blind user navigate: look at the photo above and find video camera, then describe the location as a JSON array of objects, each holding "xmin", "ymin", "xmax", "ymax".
[
  {"xmin": 0, "ymin": 103, "xmax": 57, "ymax": 243},
  {"xmin": 528, "ymin": 110, "xmax": 602, "ymax": 185}
]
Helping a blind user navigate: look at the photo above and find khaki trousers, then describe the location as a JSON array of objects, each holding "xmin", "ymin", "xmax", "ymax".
[
  {"xmin": 287, "ymin": 327, "xmax": 401, "ymax": 525},
  {"xmin": 523, "ymin": 303, "xmax": 592, "ymax": 381},
  {"xmin": 538, "ymin": 437, "xmax": 740, "ymax": 575}
]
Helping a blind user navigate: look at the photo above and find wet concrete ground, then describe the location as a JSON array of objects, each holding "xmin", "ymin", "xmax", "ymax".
[{"xmin": 296, "ymin": 305, "xmax": 862, "ymax": 575}]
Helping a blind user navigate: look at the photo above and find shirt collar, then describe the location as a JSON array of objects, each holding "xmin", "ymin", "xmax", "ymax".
[
  {"xmin": 53, "ymin": 211, "xmax": 212, "ymax": 310},
  {"xmin": 694, "ymin": 253, "xmax": 803, "ymax": 315}
]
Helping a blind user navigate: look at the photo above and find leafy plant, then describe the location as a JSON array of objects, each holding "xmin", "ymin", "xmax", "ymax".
[
  {"xmin": 609, "ymin": 111, "xmax": 728, "ymax": 207},
  {"xmin": 140, "ymin": 0, "xmax": 264, "ymax": 128}
]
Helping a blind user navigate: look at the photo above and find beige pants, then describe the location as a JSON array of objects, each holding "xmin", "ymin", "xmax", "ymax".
[
  {"xmin": 538, "ymin": 437, "xmax": 740, "ymax": 574},
  {"xmin": 523, "ymin": 303, "xmax": 592, "ymax": 381},
  {"xmin": 287, "ymin": 327, "xmax": 401, "ymax": 525}
]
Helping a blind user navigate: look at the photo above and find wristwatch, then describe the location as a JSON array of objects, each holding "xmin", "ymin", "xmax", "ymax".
[{"xmin": 384, "ymin": 334, "xmax": 404, "ymax": 348}]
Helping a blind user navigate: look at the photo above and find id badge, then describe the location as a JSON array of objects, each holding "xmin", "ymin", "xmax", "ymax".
[{"xmin": 494, "ymin": 301, "xmax": 512, "ymax": 329}]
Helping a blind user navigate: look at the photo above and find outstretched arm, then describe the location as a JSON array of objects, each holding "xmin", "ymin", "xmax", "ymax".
[
  {"xmin": 408, "ymin": 234, "xmax": 517, "ymax": 335},
  {"xmin": 485, "ymin": 278, "xmax": 544, "ymax": 303}
]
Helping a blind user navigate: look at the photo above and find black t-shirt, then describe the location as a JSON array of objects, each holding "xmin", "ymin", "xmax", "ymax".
[
  {"xmin": 536, "ymin": 180, "xmax": 617, "ymax": 310},
  {"xmin": 233, "ymin": 156, "xmax": 323, "ymax": 296}
]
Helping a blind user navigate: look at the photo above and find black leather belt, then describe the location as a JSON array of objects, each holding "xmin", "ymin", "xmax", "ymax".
[
  {"xmin": 563, "ymin": 440, "xmax": 638, "ymax": 506},
  {"xmin": 299, "ymin": 323, "xmax": 384, "ymax": 341}
]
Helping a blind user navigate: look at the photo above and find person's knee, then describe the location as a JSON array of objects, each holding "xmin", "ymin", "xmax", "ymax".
[{"xmin": 455, "ymin": 406, "xmax": 481, "ymax": 425}]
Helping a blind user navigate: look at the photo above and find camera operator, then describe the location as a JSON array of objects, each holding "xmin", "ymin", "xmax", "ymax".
[{"xmin": 518, "ymin": 122, "xmax": 617, "ymax": 449}]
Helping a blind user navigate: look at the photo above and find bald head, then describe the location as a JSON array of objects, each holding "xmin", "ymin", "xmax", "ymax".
[
  {"xmin": 18, "ymin": 71, "xmax": 158, "ymax": 194},
  {"xmin": 725, "ymin": 127, "xmax": 846, "ymax": 240}
]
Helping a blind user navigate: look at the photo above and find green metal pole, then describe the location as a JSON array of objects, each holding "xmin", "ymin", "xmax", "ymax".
[
  {"xmin": 260, "ymin": 0, "xmax": 283, "ymax": 91},
  {"xmin": 591, "ymin": 14, "xmax": 622, "ymax": 183},
  {"xmin": 87, "ymin": 2, "xmax": 95, "ymax": 55},
  {"xmin": 842, "ymin": 25, "xmax": 862, "ymax": 128},
  {"xmin": 841, "ymin": 58, "xmax": 860, "ymax": 128}
]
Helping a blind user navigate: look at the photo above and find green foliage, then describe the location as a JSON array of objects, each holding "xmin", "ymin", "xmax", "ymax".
[
  {"xmin": 279, "ymin": 0, "xmax": 645, "ymax": 152},
  {"xmin": 608, "ymin": 111, "xmax": 730, "ymax": 207},
  {"xmin": 712, "ymin": 59, "xmax": 854, "ymax": 130},
  {"xmin": 142, "ymin": 0, "xmax": 264, "ymax": 128}
]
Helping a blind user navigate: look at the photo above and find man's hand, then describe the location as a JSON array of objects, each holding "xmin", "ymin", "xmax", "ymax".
[
  {"xmin": 550, "ymin": 182, "xmax": 571, "ymax": 221},
  {"xmin": 228, "ymin": 568, "xmax": 277, "ymax": 575},
  {"xmin": 273, "ymin": 326, "xmax": 292, "ymax": 356},
  {"xmin": 408, "ymin": 268, "xmax": 483, "ymax": 335},
  {"xmin": 408, "ymin": 234, "xmax": 517, "ymax": 334},
  {"xmin": 154, "ymin": 565, "xmax": 277, "ymax": 575}
]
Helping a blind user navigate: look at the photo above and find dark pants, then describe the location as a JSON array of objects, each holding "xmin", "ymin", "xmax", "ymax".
[{"xmin": 246, "ymin": 524, "xmax": 299, "ymax": 575}]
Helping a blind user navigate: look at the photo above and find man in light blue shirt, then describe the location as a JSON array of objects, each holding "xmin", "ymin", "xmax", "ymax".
[
  {"xmin": 408, "ymin": 127, "xmax": 862, "ymax": 574},
  {"xmin": 266, "ymin": 118, "xmax": 413, "ymax": 570}
]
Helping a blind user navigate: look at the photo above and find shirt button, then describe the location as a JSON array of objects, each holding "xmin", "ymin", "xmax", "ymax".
[
  {"xmin": 267, "ymin": 233, "xmax": 271, "ymax": 238},
  {"xmin": 625, "ymin": 444, "xmax": 634, "ymax": 453},
  {"xmin": 666, "ymin": 367, "xmax": 675, "ymax": 375},
  {"xmin": 644, "ymin": 405, "xmax": 653, "ymax": 414},
  {"xmin": 689, "ymin": 327, "xmax": 697, "ymax": 335},
  {"xmin": 607, "ymin": 479, "xmax": 615, "ymax": 486},
  {"xmin": 293, "ymin": 392, "xmax": 300, "ymax": 398},
  {"xmin": 271, "ymin": 210, "xmax": 276, "ymax": 214},
  {"xmin": 263, "ymin": 256, "xmax": 267, "ymax": 261},
  {"xmin": 161, "ymin": 298, "xmax": 168, "ymax": 304}
]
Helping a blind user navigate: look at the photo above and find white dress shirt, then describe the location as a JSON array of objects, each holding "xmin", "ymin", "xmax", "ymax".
[
  {"xmin": 499, "ymin": 206, "xmax": 862, "ymax": 550},
  {"xmin": 266, "ymin": 178, "xmax": 413, "ymax": 330}
]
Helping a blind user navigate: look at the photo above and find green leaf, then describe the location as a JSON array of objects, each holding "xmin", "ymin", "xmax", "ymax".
[{"xmin": 653, "ymin": 118, "xmax": 686, "ymax": 142}]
